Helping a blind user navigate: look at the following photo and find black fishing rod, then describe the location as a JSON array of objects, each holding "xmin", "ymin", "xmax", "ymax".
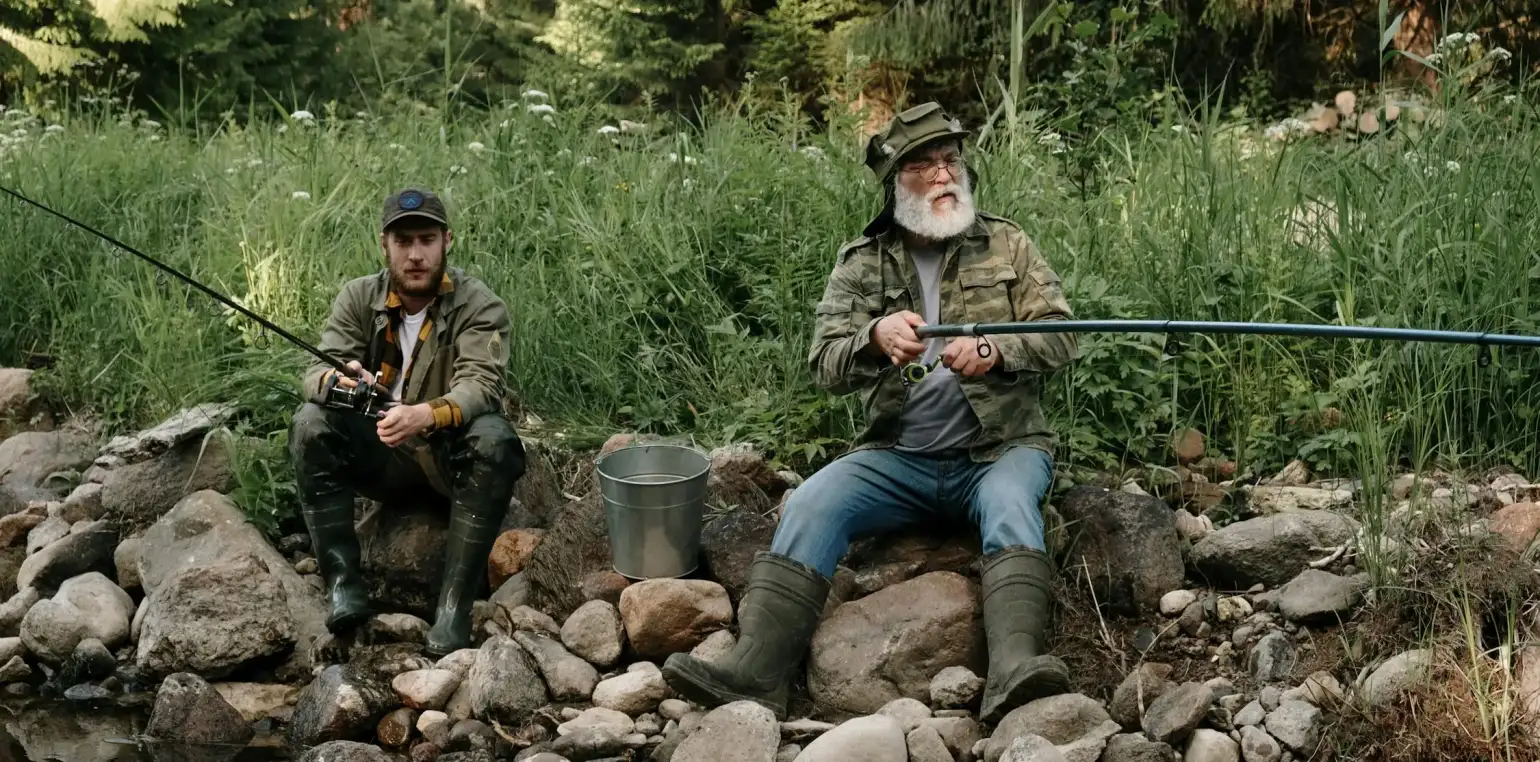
[
  {"xmin": 1, "ymin": 185, "xmax": 395, "ymax": 417},
  {"xmin": 904, "ymin": 319, "xmax": 1540, "ymax": 383}
]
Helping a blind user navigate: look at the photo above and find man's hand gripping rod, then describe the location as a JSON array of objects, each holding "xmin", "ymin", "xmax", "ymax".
[{"xmin": 0, "ymin": 185, "xmax": 396, "ymax": 418}]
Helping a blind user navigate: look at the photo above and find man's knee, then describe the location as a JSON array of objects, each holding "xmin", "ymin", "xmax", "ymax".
[
  {"xmin": 289, "ymin": 403, "xmax": 347, "ymax": 463},
  {"xmin": 460, "ymin": 414, "xmax": 526, "ymax": 479}
]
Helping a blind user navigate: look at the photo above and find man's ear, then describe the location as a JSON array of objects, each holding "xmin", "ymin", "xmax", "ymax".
[{"xmin": 444, "ymin": 228, "xmax": 454, "ymax": 251}]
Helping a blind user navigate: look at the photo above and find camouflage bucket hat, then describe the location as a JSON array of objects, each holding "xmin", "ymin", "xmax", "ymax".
[{"xmin": 863, "ymin": 102, "xmax": 971, "ymax": 183}]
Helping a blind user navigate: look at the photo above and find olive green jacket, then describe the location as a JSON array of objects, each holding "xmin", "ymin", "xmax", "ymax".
[
  {"xmin": 808, "ymin": 212, "xmax": 1078, "ymax": 461},
  {"xmin": 302, "ymin": 266, "xmax": 511, "ymax": 429}
]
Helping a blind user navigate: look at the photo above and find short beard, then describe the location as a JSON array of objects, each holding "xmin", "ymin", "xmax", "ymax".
[
  {"xmin": 389, "ymin": 258, "xmax": 446, "ymax": 300},
  {"xmin": 893, "ymin": 171, "xmax": 976, "ymax": 241}
]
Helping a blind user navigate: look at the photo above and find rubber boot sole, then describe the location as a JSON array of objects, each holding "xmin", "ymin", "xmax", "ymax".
[
  {"xmin": 661, "ymin": 655, "xmax": 785, "ymax": 719},
  {"xmin": 980, "ymin": 654, "xmax": 1072, "ymax": 726}
]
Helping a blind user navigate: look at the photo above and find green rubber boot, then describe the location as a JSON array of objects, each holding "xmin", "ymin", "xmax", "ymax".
[
  {"xmin": 661, "ymin": 553, "xmax": 830, "ymax": 719},
  {"xmin": 978, "ymin": 546, "xmax": 1071, "ymax": 725},
  {"xmin": 303, "ymin": 494, "xmax": 373, "ymax": 633}
]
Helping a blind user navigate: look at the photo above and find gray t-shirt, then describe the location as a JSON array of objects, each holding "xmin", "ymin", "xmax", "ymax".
[{"xmin": 896, "ymin": 243, "xmax": 981, "ymax": 452}]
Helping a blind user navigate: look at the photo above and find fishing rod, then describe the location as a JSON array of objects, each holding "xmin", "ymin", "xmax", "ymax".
[
  {"xmin": 0, "ymin": 185, "xmax": 396, "ymax": 418},
  {"xmin": 903, "ymin": 319, "xmax": 1540, "ymax": 383}
]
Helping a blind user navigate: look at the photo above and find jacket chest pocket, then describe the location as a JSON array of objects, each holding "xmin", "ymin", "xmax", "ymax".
[
  {"xmin": 959, "ymin": 263, "xmax": 1017, "ymax": 321},
  {"xmin": 881, "ymin": 286, "xmax": 912, "ymax": 314}
]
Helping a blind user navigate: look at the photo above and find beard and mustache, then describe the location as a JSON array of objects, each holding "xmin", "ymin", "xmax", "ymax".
[
  {"xmin": 389, "ymin": 255, "xmax": 447, "ymax": 299},
  {"xmin": 892, "ymin": 167, "xmax": 977, "ymax": 241}
]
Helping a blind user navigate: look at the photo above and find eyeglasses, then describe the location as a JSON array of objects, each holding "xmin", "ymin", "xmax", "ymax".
[{"xmin": 901, "ymin": 155, "xmax": 964, "ymax": 181}]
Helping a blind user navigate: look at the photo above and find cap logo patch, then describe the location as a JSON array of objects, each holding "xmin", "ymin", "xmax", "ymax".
[{"xmin": 399, "ymin": 191, "xmax": 424, "ymax": 210}]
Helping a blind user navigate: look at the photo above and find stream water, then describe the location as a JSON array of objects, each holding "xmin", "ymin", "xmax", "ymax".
[{"xmin": 0, "ymin": 701, "xmax": 291, "ymax": 762}]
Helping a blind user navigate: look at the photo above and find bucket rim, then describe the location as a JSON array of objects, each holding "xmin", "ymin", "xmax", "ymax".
[{"xmin": 594, "ymin": 442, "xmax": 711, "ymax": 485}]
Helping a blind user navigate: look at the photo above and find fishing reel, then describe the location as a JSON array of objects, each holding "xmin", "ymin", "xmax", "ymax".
[
  {"xmin": 901, "ymin": 335, "xmax": 993, "ymax": 385},
  {"xmin": 321, "ymin": 372, "xmax": 397, "ymax": 418}
]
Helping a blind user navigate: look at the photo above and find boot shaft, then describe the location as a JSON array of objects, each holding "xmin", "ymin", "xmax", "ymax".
[{"xmin": 980, "ymin": 546, "xmax": 1055, "ymax": 656}]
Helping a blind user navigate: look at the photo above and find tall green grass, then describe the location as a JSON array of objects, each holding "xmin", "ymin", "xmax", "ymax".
[{"xmin": 0, "ymin": 83, "xmax": 1536, "ymax": 482}]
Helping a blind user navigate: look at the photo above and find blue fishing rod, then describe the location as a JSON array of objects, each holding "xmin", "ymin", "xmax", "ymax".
[{"xmin": 904, "ymin": 319, "xmax": 1540, "ymax": 383}]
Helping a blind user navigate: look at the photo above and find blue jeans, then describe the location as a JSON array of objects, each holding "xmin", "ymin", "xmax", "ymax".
[{"xmin": 770, "ymin": 445, "xmax": 1054, "ymax": 578}]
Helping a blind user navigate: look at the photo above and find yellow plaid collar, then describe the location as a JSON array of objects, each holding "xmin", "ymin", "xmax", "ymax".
[{"xmin": 384, "ymin": 272, "xmax": 455, "ymax": 310}]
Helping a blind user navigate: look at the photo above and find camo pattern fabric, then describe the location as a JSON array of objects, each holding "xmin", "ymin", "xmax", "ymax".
[{"xmin": 808, "ymin": 211, "xmax": 1078, "ymax": 462}]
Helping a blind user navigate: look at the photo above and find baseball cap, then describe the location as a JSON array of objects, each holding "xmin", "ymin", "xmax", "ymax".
[{"xmin": 381, "ymin": 187, "xmax": 449, "ymax": 230}]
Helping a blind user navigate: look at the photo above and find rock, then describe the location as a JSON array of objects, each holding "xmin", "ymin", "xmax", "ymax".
[
  {"xmin": 907, "ymin": 725, "xmax": 955, "ymax": 762},
  {"xmin": 1140, "ymin": 682, "xmax": 1213, "ymax": 746},
  {"xmin": 466, "ymin": 635, "xmax": 548, "ymax": 726},
  {"xmin": 690, "ymin": 629, "xmax": 737, "ymax": 662},
  {"xmin": 560, "ymin": 707, "xmax": 634, "ymax": 737},
  {"xmin": 920, "ymin": 717, "xmax": 981, "ymax": 762},
  {"xmin": 1172, "ymin": 429, "xmax": 1205, "ymax": 463},
  {"xmin": 1055, "ymin": 486, "xmax": 1184, "ymax": 615},
  {"xmin": 582, "ymin": 571, "xmax": 630, "ymax": 607},
  {"xmin": 0, "ymin": 368, "xmax": 34, "ymax": 426},
  {"xmin": 930, "ymin": 666, "xmax": 982, "ymax": 709},
  {"xmin": 592, "ymin": 663, "xmax": 669, "ymax": 715},
  {"xmin": 25, "ymin": 515, "xmax": 67, "ymax": 555},
  {"xmin": 659, "ymin": 699, "xmax": 690, "ymax": 721},
  {"xmin": 985, "ymin": 694, "xmax": 1112, "ymax": 762},
  {"xmin": 1262, "ymin": 702, "xmax": 1319, "ymax": 754},
  {"xmin": 135, "ymin": 551, "xmax": 295, "ymax": 680},
  {"xmin": 213, "ymin": 682, "xmax": 302, "ymax": 723},
  {"xmin": 1247, "ymin": 486, "xmax": 1352, "ymax": 514},
  {"xmin": 1490, "ymin": 503, "xmax": 1540, "ymax": 551},
  {"xmin": 0, "ymin": 430, "xmax": 95, "ymax": 500},
  {"xmin": 809, "ymin": 572, "xmax": 984, "ymax": 714},
  {"xmin": 700, "ymin": 512, "xmax": 779, "ymax": 603},
  {"xmin": 1058, "ymin": 721, "xmax": 1121, "ymax": 762},
  {"xmin": 375, "ymin": 706, "xmax": 416, "ymax": 748},
  {"xmin": 417, "ymin": 709, "xmax": 452, "ymax": 746},
  {"xmin": 1190, "ymin": 511, "xmax": 1359, "ymax": 588},
  {"xmin": 296, "ymin": 740, "xmax": 393, "ymax": 762},
  {"xmin": 1248, "ymin": 634, "xmax": 1296, "ymax": 685},
  {"xmin": 1110, "ymin": 663, "xmax": 1173, "ymax": 729},
  {"xmin": 1216, "ymin": 597, "xmax": 1252, "ymax": 623},
  {"xmin": 1160, "ymin": 591, "xmax": 1196, "ymax": 617},
  {"xmin": 525, "ymin": 494, "xmax": 614, "ymax": 621},
  {"xmin": 54, "ymin": 636, "xmax": 116, "ymax": 687},
  {"xmin": 114, "ymin": 537, "xmax": 143, "ymax": 595},
  {"xmin": 515, "ymin": 630, "xmax": 600, "ymax": 702},
  {"xmin": 1280, "ymin": 672, "xmax": 1343, "ymax": 707},
  {"xmin": 672, "ymin": 700, "xmax": 779, "ymax": 762},
  {"xmin": 1275, "ymin": 570, "xmax": 1366, "ymax": 623},
  {"xmin": 363, "ymin": 613, "xmax": 430, "ymax": 644},
  {"xmin": 19, "ymin": 572, "xmax": 133, "ymax": 664},
  {"xmin": 435, "ymin": 649, "xmax": 479, "ymax": 678},
  {"xmin": 287, "ymin": 664, "xmax": 396, "ymax": 747},
  {"xmin": 137, "ymin": 491, "xmax": 328, "ymax": 677},
  {"xmin": 394, "ymin": 669, "xmax": 461, "ymax": 711},
  {"xmin": 997, "ymin": 735, "xmax": 1066, "ymax": 762},
  {"xmin": 1184, "ymin": 729, "xmax": 1239, "ymax": 762},
  {"xmin": 562, "ymin": 600, "xmax": 625, "ymax": 668},
  {"xmin": 488, "ymin": 529, "xmax": 545, "ymax": 590},
  {"xmin": 0, "ymin": 654, "xmax": 29, "ymax": 682},
  {"xmin": 99, "ymin": 433, "xmax": 236, "ymax": 534},
  {"xmin": 0, "ymin": 586, "xmax": 35, "ymax": 638},
  {"xmin": 16, "ymin": 520, "xmax": 117, "ymax": 595},
  {"xmin": 0, "ymin": 511, "xmax": 43, "ymax": 550},
  {"xmin": 1258, "ymin": 687, "xmax": 1280, "ymax": 712},
  {"xmin": 347, "ymin": 642, "xmax": 435, "ymax": 681},
  {"xmin": 550, "ymin": 725, "xmax": 629, "ymax": 759},
  {"xmin": 793, "ymin": 714, "xmax": 907, "ymax": 762},
  {"xmin": 618, "ymin": 579, "xmax": 733, "ymax": 659},
  {"xmin": 876, "ymin": 697, "xmax": 931, "ymax": 733},
  {"xmin": 1360, "ymin": 649, "xmax": 1434, "ymax": 707},
  {"xmin": 101, "ymin": 403, "xmax": 235, "ymax": 462},
  {"xmin": 146, "ymin": 672, "xmax": 254, "ymax": 744},
  {"xmin": 1239, "ymin": 726, "xmax": 1281, "ymax": 762},
  {"xmin": 1101, "ymin": 733, "xmax": 1175, "ymax": 762},
  {"xmin": 1173, "ymin": 510, "xmax": 1212, "ymax": 543},
  {"xmin": 1234, "ymin": 701, "xmax": 1265, "ymax": 728},
  {"xmin": 61, "ymin": 482, "xmax": 104, "ymax": 524}
]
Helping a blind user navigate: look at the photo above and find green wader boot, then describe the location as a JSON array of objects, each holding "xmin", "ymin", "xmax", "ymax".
[
  {"xmin": 303, "ymin": 494, "xmax": 374, "ymax": 633},
  {"xmin": 661, "ymin": 553, "xmax": 830, "ymax": 719},
  {"xmin": 978, "ymin": 546, "xmax": 1071, "ymax": 725}
]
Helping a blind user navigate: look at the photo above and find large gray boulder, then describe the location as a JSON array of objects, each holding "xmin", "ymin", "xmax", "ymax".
[
  {"xmin": 136, "ymin": 551, "xmax": 295, "ymax": 680},
  {"xmin": 0, "ymin": 429, "xmax": 95, "ymax": 501},
  {"xmin": 1190, "ymin": 511, "xmax": 1360, "ymax": 588},
  {"xmin": 1056, "ymin": 486, "xmax": 1185, "ymax": 615}
]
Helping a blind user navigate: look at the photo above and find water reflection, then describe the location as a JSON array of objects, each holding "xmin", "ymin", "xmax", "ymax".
[{"xmin": 0, "ymin": 703, "xmax": 290, "ymax": 761}]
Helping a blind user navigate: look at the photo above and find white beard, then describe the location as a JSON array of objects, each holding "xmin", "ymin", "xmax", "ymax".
[{"xmin": 893, "ymin": 172, "xmax": 976, "ymax": 241}]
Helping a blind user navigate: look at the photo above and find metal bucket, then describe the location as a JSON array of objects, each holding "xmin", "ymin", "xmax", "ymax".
[{"xmin": 595, "ymin": 443, "xmax": 710, "ymax": 580}]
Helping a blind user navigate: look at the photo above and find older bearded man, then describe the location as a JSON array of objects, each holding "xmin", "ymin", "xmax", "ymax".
[{"xmin": 662, "ymin": 103, "xmax": 1079, "ymax": 723}]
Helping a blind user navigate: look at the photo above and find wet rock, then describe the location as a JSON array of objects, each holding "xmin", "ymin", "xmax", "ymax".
[
  {"xmin": 1056, "ymin": 486, "xmax": 1184, "ymax": 615},
  {"xmin": 362, "ymin": 613, "xmax": 430, "ymax": 645},
  {"xmin": 930, "ymin": 666, "xmax": 982, "ymax": 709},
  {"xmin": 1140, "ymin": 682, "xmax": 1213, "ymax": 746},
  {"xmin": 809, "ymin": 572, "xmax": 984, "ymax": 715},
  {"xmin": 501, "ymin": 605, "xmax": 561, "ymax": 638},
  {"xmin": 1239, "ymin": 726, "xmax": 1281, "ymax": 762},
  {"xmin": 296, "ymin": 740, "xmax": 392, "ymax": 762},
  {"xmin": 1190, "ymin": 511, "xmax": 1359, "ymax": 588},
  {"xmin": 146, "ymin": 672, "xmax": 254, "ymax": 744},
  {"xmin": 592, "ymin": 662, "xmax": 669, "ymax": 715},
  {"xmin": 0, "ymin": 430, "xmax": 96, "ymax": 500},
  {"xmin": 466, "ymin": 635, "xmax": 548, "ymax": 726},
  {"xmin": 1248, "ymin": 632, "xmax": 1296, "ymax": 684},
  {"xmin": 287, "ymin": 664, "xmax": 396, "ymax": 747},
  {"xmin": 1276, "ymin": 570, "xmax": 1366, "ymax": 624},
  {"xmin": 1360, "ymin": 649, "xmax": 1434, "ymax": 707},
  {"xmin": 394, "ymin": 669, "xmax": 461, "ymax": 711},
  {"xmin": 907, "ymin": 725, "xmax": 955, "ymax": 762},
  {"xmin": 417, "ymin": 710, "xmax": 452, "ymax": 746},
  {"xmin": 515, "ymin": 630, "xmax": 599, "ymax": 702},
  {"xmin": 619, "ymin": 579, "xmax": 733, "ymax": 660},
  {"xmin": 488, "ymin": 529, "xmax": 545, "ymax": 590},
  {"xmin": 213, "ymin": 682, "xmax": 302, "ymax": 723},
  {"xmin": 136, "ymin": 552, "xmax": 295, "ymax": 680},
  {"xmin": 793, "ymin": 714, "xmax": 906, "ymax": 761},
  {"xmin": 1101, "ymin": 733, "xmax": 1175, "ymax": 762},
  {"xmin": 1110, "ymin": 663, "xmax": 1173, "ymax": 729},
  {"xmin": 53, "ymin": 636, "xmax": 116, "ymax": 688},
  {"xmin": 19, "ymin": 571, "xmax": 133, "ymax": 663},
  {"xmin": 17, "ymin": 520, "xmax": 117, "ymax": 595},
  {"xmin": 700, "ymin": 512, "xmax": 779, "ymax": 603},
  {"xmin": 1183, "ymin": 729, "xmax": 1239, "ymax": 762},
  {"xmin": 561, "ymin": 600, "xmax": 625, "ymax": 669},
  {"xmin": 985, "ymin": 694, "xmax": 1112, "ymax": 762},
  {"xmin": 1262, "ymin": 702, "xmax": 1320, "ymax": 754},
  {"xmin": 672, "ymin": 700, "xmax": 779, "ymax": 762},
  {"xmin": 378, "ymin": 707, "xmax": 418, "ymax": 748}
]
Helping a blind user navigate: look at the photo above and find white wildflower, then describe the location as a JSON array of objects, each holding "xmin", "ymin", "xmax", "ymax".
[
  {"xmin": 1171, "ymin": 124, "xmax": 1187, "ymax": 133},
  {"xmin": 684, "ymin": 156, "xmax": 697, "ymax": 165},
  {"xmin": 798, "ymin": 145, "xmax": 827, "ymax": 160},
  {"xmin": 1446, "ymin": 160, "xmax": 1461, "ymax": 172},
  {"xmin": 278, "ymin": 125, "xmax": 288, "ymax": 133},
  {"xmin": 450, "ymin": 165, "xmax": 468, "ymax": 175},
  {"xmin": 291, "ymin": 191, "xmax": 311, "ymax": 200},
  {"xmin": 522, "ymin": 89, "xmax": 549, "ymax": 100},
  {"xmin": 620, "ymin": 120, "xmax": 646, "ymax": 133},
  {"xmin": 388, "ymin": 143, "xmax": 404, "ymax": 150},
  {"xmin": 142, "ymin": 120, "xmax": 160, "ymax": 129},
  {"xmin": 499, "ymin": 120, "xmax": 510, "ymax": 129},
  {"xmin": 356, "ymin": 111, "xmax": 369, "ymax": 119},
  {"xmin": 1490, "ymin": 47, "xmax": 1511, "ymax": 62},
  {"xmin": 527, "ymin": 103, "xmax": 555, "ymax": 116},
  {"xmin": 225, "ymin": 167, "xmax": 236, "ymax": 175},
  {"xmin": 1466, "ymin": 32, "xmax": 1479, "ymax": 44},
  {"xmin": 598, "ymin": 125, "xmax": 620, "ymax": 135},
  {"xmin": 44, "ymin": 124, "xmax": 63, "ymax": 133},
  {"xmin": 149, "ymin": 134, "xmax": 162, "ymax": 142},
  {"xmin": 248, "ymin": 158, "xmax": 263, "ymax": 168},
  {"xmin": 557, "ymin": 148, "xmax": 572, "ymax": 157},
  {"xmin": 683, "ymin": 178, "xmax": 694, "ymax": 189},
  {"xmin": 581, "ymin": 156, "xmax": 596, "ymax": 165},
  {"xmin": 544, "ymin": 170, "xmax": 555, "ymax": 177},
  {"xmin": 543, "ymin": 115, "xmax": 554, "ymax": 125},
  {"xmin": 468, "ymin": 141, "xmax": 486, "ymax": 153},
  {"xmin": 668, "ymin": 152, "xmax": 679, "ymax": 162},
  {"xmin": 290, "ymin": 109, "xmax": 315, "ymax": 121}
]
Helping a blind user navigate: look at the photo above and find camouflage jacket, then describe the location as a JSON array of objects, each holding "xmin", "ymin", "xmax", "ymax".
[{"xmin": 808, "ymin": 212, "xmax": 1078, "ymax": 461}]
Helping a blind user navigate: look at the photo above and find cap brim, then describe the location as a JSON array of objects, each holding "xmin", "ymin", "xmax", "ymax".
[
  {"xmin": 382, "ymin": 210, "xmax": 448, "ymax": 229},
  {"xmin": 878, "ymin": 127, "xmax": 971, "ymax": 181}
]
